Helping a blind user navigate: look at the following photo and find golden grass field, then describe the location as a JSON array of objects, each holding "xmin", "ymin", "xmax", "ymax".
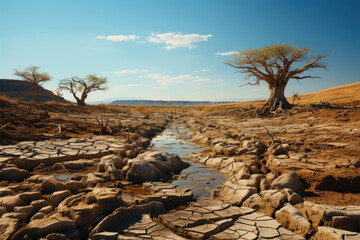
[{"xmin": 213, "ymin": 81, "xmax": 360, "ymax": 109}]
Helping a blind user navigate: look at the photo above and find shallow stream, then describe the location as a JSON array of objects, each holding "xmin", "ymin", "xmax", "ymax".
[{"xmin": 149, "ymin": 124, "xmax": 226, "ymax": 198}]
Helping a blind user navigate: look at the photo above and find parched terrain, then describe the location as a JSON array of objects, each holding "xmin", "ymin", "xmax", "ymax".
[
  {"xmin": 183, "ymin": 106, "xmax": 360, "ymax": 205},
  {"xmin": 0, "ymin": 95, "xmax": 359, "ymax": 240}
]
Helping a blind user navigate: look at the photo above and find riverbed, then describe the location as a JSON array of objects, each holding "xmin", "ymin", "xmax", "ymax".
[{"xmin": 149, "ymin": 124, "xmax": 226, "ymax": 198}]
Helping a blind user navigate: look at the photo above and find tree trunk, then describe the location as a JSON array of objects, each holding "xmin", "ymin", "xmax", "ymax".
[
  {"xmin": 77, "ymin": 93, "xmax": 87, "ymax": 106},
  {"xmin": 76, "ymin": 99, "xmax": 86, "ymax": 106},
  {"xmin": 32, "ymin": 84, "xmax": 39, "ymax": 103},
  {"xmin": 264, "ymin": 82, "xmax": 292, "ymax": 110}
]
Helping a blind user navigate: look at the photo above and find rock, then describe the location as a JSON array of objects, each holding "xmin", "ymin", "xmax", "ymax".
[
  {"xmin": 57, "ymin": 189, "xmax": 123, "ymax": 228},
  {"xmin": 269, "ymin": 143, "xmax": 292, "ymax": 156},
  {"xmin": 85, "ymin": 173, "xmax": 105, "ymax": 187},
  {"xmin": 331, "ymin": 216, "xmax": 358, "ymax": 231},
  {"xmin": 243, "ymin": 190, "xmax": 287, "ymax": 216},
  {"xmin": 213, "ymin": 181, "xmax": 257, "ymax": 205},
  {"xmin": 92, "ymin": 187, "xmax": 123, "ymax": 206},
  {"xmin": 250, "ymin": 164, "xmax": 260, "ymax": 174},
  {"xmin": 266, "ymin": 172, "xmax": 277, "ymax": 184},
  {"xmin": 0, "ymin": 187, "xmax": 14, "ymax": 197},
  {"xmin": 126, "ymin": 150, "xmax": 137, "ymax": 158},
  {"xmin": 125, "ymin": 151, "xmax": 189, "ymax": 183},
  {"xmin": 31, "ymin": 212, "xmax": 45, "ymax": 221},
  {"xmin": 62, "ymin": 159, "xmax": 94, "ymax": 170},
  {"xmin": 275, "ymin": 203, "xmax": 312, "ymax": 237},
  {"xmin": 224, "ymin": 146, "xmax": 237, "ymax": 156},
  {"xmin": 143, "ymin": 185, "xmax": 194, "ymax": 210},
  {"xmin": 298, "ymin": 201, "xmax": 360, "ymax": 231},
  {"xmin": 14, "ymin": 205, "xmax": 34, "ymax": 215},
  {"xmin": 272, "ymin": 171, "xmax": 305, "ymax": 194},
  {"xmin": 92, "ymin": 231, "xmax": 118, "ymax": 240},
  {"xmin": 14, "ymin": 214, "xmax": 76, "ymax": 239},
  {"xmin": 50, "ymin": 190, "xmax": 71, "ymax": 207},
  {"xmin": 45, "ymin": 233, "xmax": 68, "ymax": 240},
  {"xmin": 18, "ymin": 191, "xmax": 42, "ymax": 203},
  {"xmin": 31, "ymin": 199, "xmax": 49, "ymax": 212},
  {"xmin": 311, "ymin": 226, "xmax": 360, "ymax": 240},
  {"xmin": 65, "ymin": 180, "xmax": 84, "ymax": 192},
  {"xmin": 213, "ymin": 143, "xmax": 225, "ymax": 154},
  {"xmin": 0, "ymin": 217, "xmax": 19, "ymax": 240},
  {"xmin": 39, "ymin": 205, "xmax": 53, "ymax": 215},
  {"xmin": 0, "ymin": 195, "xmax": 26, "ymax": 211},
  {"xmin": 100, "ymin": 154, "xmax": 124, "ymax": 169},
  {"xmin": 2, "ymin": 212, "xmax": 28, "ymax": 222},
  {"xmin": 281, "ymin": 188, "xmax": 302, "ymax": 205},
  {"xmin": 52, "ymin": 163, "xmax": 65, "ymax": 171},
  {"xmin": 260, "ymin": 178, "xmax": 271, "ymax": 191},
  {"xmin": 90, "ymin": 202, "xmax": 167, "ymax": 237},
  {"xmin": 143, "ymin": 182, "xmax": 177, "ymax": 194},
  {"xmin": 38, "ymin": 163, "xmax": 47, "ymax": 169},
  {"xmin": 0, "ymin": 167, "xmax": 30, "ymax": 182},
  {"xmin": 41, "ymin": 179, "xmax": 66, "ymax": 194},
  {"xmin": 242, "ymin": 140, "xmax": 266, "ymax": 153}
]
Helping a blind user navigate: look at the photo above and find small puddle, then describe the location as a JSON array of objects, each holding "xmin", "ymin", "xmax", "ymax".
[
  {"xmin": 150, "ymin": 124, "xmax": 226, "ymax": 198},
  {"xmin": 55, "ymin": 173, "xmax": 79, "ymax": 181}
]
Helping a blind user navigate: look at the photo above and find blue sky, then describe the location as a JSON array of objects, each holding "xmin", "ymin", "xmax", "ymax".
[{"xmin": 0, "ymin": 0, "xmax": 359, "ymax": 102}]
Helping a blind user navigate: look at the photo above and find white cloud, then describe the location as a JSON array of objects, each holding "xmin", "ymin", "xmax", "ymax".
[
  {"xmin": 192, "ymin": 76, "xmax": 211, "ymax": 82},
  {"xmin": 216, "ymin": 51, "xmax": 238, "ymax": 56},
  {"xmin": 148, "ymin": 32, "xmax": 213, "ymax": 49},
  {"xmin": 214, "ymin": 79, "xmax": 224, "ymax": 85},
  {"xmin": 126, "ymin": 84, "xmax": 138, "ymax": 87},
  {"xmin": 114, "ymin": 70, "xmax": 137, "ymax": 74},
  {"xmin": 145, "ymin": 73, "xmax": 211, "ymax": 87},
  {"xmin": 96, "ymin": 35, "xmax": 140, "ymax": 42},
  {"xmin": 114, "ymin": 68, "xmax": 149, "ymax": 75},
  {"xmin": 202, "ymin": 69, "xmax": 209, "ymax": 72}
]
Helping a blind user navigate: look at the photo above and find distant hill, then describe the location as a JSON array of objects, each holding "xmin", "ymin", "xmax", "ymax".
[
  {"xmin": 111, "ymin": 100, "xmax": 231, "ymax": 106},
  {"xmin": 88, "ymin": 97, "xmax": 146, "ymax": 105},
  {"xmin": 0, "ymin": 79, "xmax": 66, "ymax": 102}
]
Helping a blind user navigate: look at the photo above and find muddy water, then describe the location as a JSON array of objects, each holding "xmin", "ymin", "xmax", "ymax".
[{"xmin": 150, "ymin": 124, "xmax": 226, "ymax": 198}]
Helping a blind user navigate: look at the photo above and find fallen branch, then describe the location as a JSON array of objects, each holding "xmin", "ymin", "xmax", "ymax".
[
  {"xmin": 261, "ymin": 125, "xmax": 275, "ymax": 146},
  {"xmin": 0, "ymin": 123, "xmax": 10, "ymax": 132}
]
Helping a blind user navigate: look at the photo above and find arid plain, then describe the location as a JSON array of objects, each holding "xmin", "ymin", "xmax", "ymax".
[{"xmin": 0, "ymin": 82, "xmax": 359, "ymax": 240}]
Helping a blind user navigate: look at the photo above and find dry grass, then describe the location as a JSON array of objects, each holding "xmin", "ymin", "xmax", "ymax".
[
  {"xmin": 297, "ymin": 82, "xmax": 360, "ymax": 106},
  {"xmin": 0, "ymin": 94, "xmax": 18, "ymax": 104},
  {"xmin": 213, "ymin": 81, "xmax": 360, "ymax": 109}
]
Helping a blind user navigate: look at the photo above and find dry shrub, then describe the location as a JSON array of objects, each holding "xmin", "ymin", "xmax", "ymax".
[
  {"xmin": 0, "ymin": 94, "xmax": 23, "ymax": 104},
  {"xmin": 196, "ymin": 105, "xmax": 205, "ymax": 111},
  {"xmin": 202, "ymin": 107, "xmax": 213, "ymax": 112}
]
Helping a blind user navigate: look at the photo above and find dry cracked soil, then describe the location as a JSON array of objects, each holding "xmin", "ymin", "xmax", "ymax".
[{"xmin": 0, "ymin": 98, "xmax": 359, "ymax": 240}]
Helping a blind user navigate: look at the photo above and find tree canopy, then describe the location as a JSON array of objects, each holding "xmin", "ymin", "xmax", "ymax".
[
  {"xmin": 59, "ymin": 74, "xmax": 108, "ymax": 106},
  {"xmin": 14, "ymin": 65, "xmax": 52, "ymax": 103},
  {"xmin": 226, "ymin": 44, "xmax": 327, "ymax": 110}
]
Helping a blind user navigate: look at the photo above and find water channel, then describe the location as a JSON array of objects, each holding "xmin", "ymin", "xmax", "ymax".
[
  {"xmin": 149, "ymin": 124, "xmax": 226, "ymax": 198},
  {"xmin": 54, "ymin": 124, "xmax": 227, "ymax": 199}
]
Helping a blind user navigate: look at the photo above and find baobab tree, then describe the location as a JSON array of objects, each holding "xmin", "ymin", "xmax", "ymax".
[
  {"xmin": 226, "ymin": 44, "xmax": 327, "ymax": 110},
  {"xmin": 59, "ymin": 74, "xmax": 108, "ymax": 106},
  {"xmin": 14, "ymin": 65, "xmax": 52, "ymax": 103}
]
